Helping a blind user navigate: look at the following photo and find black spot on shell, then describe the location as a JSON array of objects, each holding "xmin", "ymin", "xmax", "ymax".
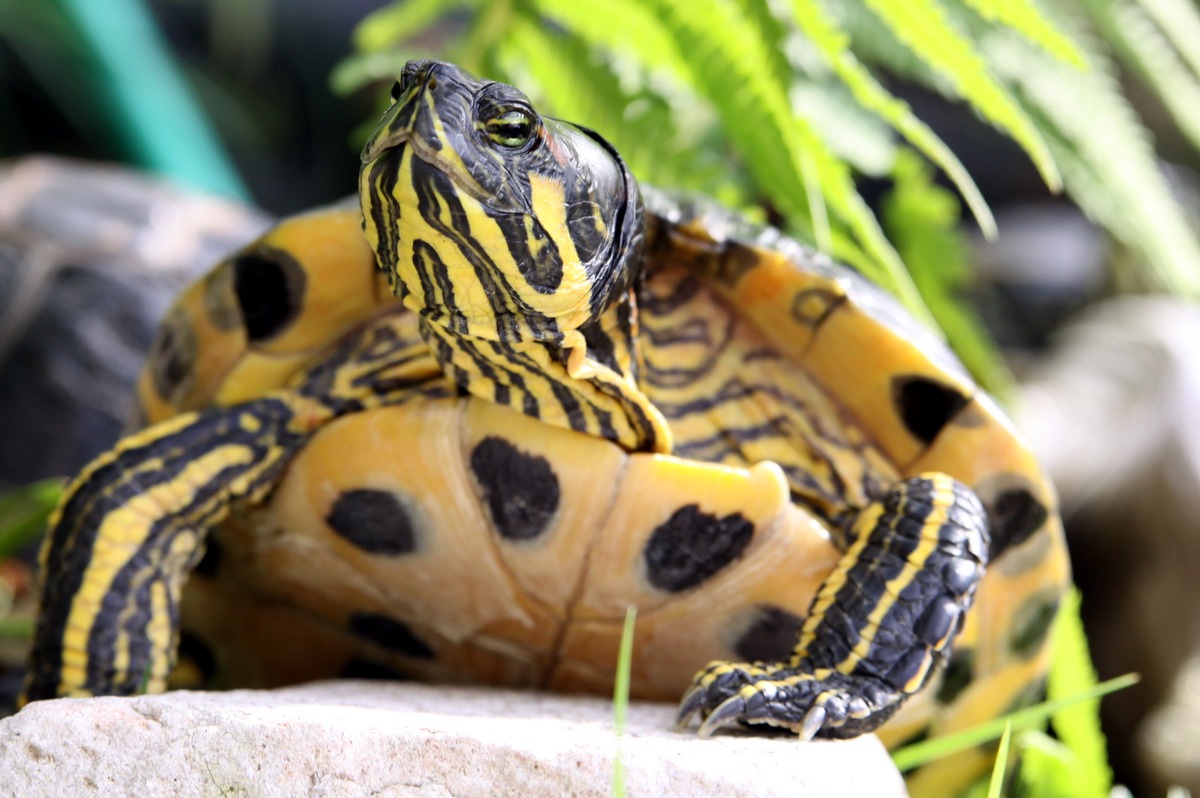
[
  {"xmin": 716, "ymin": 241, "xmax": 762, "ymax": 286},
  {"xmin": 232, "ymin": 247, "xmax": 307, "ymax": 342},
  {"xmin": 1010, "ymin": 594, "xmax": 1060, "ymax": 659},
  {"xmin": 892, "ymin": 376, "xmax": 970, "ymax": 445},
  {"xmin": 986, "ymin": 487, "xmax": 1050, "ymax": 560},
  {"xmin": 176, "ymin": 632, "xmax": 217, "ymax": 687},
  {"xmin": 326, "ymin": 489, "xmax": 418, "ymax": 556},
  {"xmin": 935, "ymin": 648, "xmax": 975, "ymax": 705},
  {"xmin": 192, "ymin": 537, "xmax": 222, "ymax": 578},
  {"xmin": 734, "ymin": 605, "xmax": 805, "ymax": 663},
  {"xmin": 644, "ymin": 505, "xmax": 754, "ymax": 593},
  {"xmin": 339, "ymin": 658, "xmax": 408, "ymax": 681},
  {"xmin": 148, "ymin": 306, "xmax": 196, "ymax": 401},
  {"xmin": 470, "ymin": 437, "xmax": 560, "ymax": 541},
  {"xmin": 348, "ymin": 612, "xmax": 435, "ymax": 659}
]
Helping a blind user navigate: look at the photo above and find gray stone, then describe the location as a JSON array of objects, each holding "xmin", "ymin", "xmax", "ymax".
[{"xmin": 0, "ymin": 681, "xmax": 907, "ymax": 797}]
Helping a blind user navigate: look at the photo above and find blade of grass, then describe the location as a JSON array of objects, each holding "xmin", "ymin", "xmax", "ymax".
[
  {"xmin": 612, "ymin": 605, "xmax": 637, "ymax": 798},
  {"xmin": 891, "ymin": 672, "xmax": 1139, "ymax": 771},
  {"xmin": 986, "ymin": 721, "xmax": 1013, "ymax": 798}
]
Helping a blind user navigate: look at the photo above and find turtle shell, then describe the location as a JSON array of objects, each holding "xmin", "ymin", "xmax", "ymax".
[{"xmin": 133, "ymin": 184, "xmax": 1068, "ymax": 795}]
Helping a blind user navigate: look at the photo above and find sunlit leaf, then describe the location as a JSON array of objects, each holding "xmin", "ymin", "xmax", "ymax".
[
  {"xmin": 961, "ymin": 0, "xmax": 1088, "ymax": 68},
  {"xmin": 988, "ymin": 22, "xmax": 1200, "ymax": 297},
  {"xmin": 353, "ymin": 0, "xmax": 466, "ymax": 53},
  {"xmin": 883, "ymin": 151, "xmax": 1013, "ymax": 397},
  {"xmin": 789, "ymin": 0, "xmax": 997, "ymax": 238},
  {"xmin": 1080, "ymin": 0, "xmax": 1200, "ymax": 153},
  {"xmin": 862, "ymin": 0, "xmax": 1061, "ymax": 191},
  {"xmin": 1046, "ymin": 588, "xmax": 1111, "ymax": 797}
]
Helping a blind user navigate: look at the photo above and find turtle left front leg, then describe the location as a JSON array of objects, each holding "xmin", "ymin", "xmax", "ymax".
[{"xmin": 676, "ymin": 472, "xmax": 989, "ymax": 739}]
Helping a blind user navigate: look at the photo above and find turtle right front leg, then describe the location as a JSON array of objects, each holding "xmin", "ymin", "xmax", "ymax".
[
  {"xmin": 676, "ymin": 473, "xmax": 989, "ymax": 739},
  {"xmin": 21, "ymin": 394, "xmax": 327, "ymax": 703}
]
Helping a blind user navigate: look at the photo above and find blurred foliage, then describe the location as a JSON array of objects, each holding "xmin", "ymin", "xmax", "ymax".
[{"xmin": 336, "ymin": 0, "xmax": 1200, "ymax": 394}]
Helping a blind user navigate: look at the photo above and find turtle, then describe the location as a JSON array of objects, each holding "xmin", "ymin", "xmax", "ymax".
[{"xmin": 21, "ymin": 60, "xmax": 1069, "ymax": 796}]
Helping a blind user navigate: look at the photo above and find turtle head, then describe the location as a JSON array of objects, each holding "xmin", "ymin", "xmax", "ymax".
[{"xmin": 359, "ymin": 60, "xmax": 644, "ymax": 343}]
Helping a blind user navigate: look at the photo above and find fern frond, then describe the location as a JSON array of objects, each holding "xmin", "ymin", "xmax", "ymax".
[
  {"xmin": 883, "ymin": 152, "xmax": 1013, "ymax": 396},
  {"xmin": 353, "ymin": 0, "xmax": 467, "ymax": 53},
  {"xmin": 643, "ymin": 0, "xmax": 933, "ymax": 322},
  {"xmin": 988, "ymin": 20, "xmax": 1200, "ymax": 296},
  {"xmin": 789, "ymin": 80, "xmax": 896, "ymax": 176},
  {"xmin": 531, "ymin": 0, "xmax": 688, "ymax": 77},
  {"xmin": 788, "ymin": 0, "xmax": 996, "ymax": 238},
  {"xmin": 734, "ymin": 0, "xmax": 794, "ymax": 90},
  {"xmin": 1080, "ymin": 0, "xmax": 1200, "ymax": 153},
  {"xmin": 1138, "ymin": 0, "xmax": 1200, "ymax": 78},
  {"xmin": 960, "ymin": 0, "xmax": 1088, "ymax": 68},
  {"xmin": 862, "ymin": 0, "xmax": 1062, "ymax": 192}
]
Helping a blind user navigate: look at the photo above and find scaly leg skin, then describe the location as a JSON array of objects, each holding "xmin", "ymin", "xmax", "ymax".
[
  {"xmin": 20, "ymin": 394, "xmax": 328, "ymax": 704},
  {"xmin": 676, "ymin": 473, "xmax": 989, "ymax": 739}
]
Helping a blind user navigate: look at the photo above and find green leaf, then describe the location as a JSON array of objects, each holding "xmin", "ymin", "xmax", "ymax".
[
  {"xmin": 0, "ymin": 478, "xmax": 60, "ymax": 559},
  {"xmin": 861, "ymin": 0, "xmax": 1062, "ymax": 192},
  {"xmin": 1016, "ymin": 731, "xmax": 1086, "ymax": 798},
  {"xmin": 788, "ymin": 0, "xmax": 997, "ymax": 238},
  {"xmin": 882, "ymin": 151, "xmax": 1014, "ymax": 398},
  {"xmin": 330, "ymin": 50, "xmax": 415, "ymax": 96},
  {"xmin": 1046, "ymin": 588, "xmax": 1111, "ymax": 797},
  {"xmin": 960, "ymin": 0, "xmax": 1089, "ymax": 69}
]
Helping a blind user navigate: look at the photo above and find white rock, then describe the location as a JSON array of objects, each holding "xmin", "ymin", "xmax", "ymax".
[{"xmin": 0, "ymin": 681, "xmax": 907, "ymax": 797}]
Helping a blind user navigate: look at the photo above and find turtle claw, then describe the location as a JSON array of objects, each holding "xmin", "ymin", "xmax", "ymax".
[
  {"xmin": 696, "ymin": 693, "xmax": 748, "ymax": 737},
  {"xmin": 676, "ymin": 663, "xmax": 902, "ymax": 740},
  {"xmin": 674, "ymin": 684, "xmax": 708, "ymax": 731},
  {"xmin": 798, "ymin": 704, "xmax": 827, "ymax": 742}
]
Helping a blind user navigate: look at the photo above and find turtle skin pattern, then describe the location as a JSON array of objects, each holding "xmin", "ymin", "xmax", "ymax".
[{"xmin": 23, "ymin": 62, "xmax": 1069, "ymax": 796}]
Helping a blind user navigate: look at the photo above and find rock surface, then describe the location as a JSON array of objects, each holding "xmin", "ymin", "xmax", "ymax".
[{"xmin": 0, "ymin": 681, "xmax": 907, "ymax": 797}]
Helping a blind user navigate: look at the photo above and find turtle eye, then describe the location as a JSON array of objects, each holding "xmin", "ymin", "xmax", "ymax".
[
  {"xmin": 486, "ymin": 109, "xmax": 536, "ymax": 148},
  {"xmin": 389, "ymin": 80, "xmax": 404, "ymax": 103}
]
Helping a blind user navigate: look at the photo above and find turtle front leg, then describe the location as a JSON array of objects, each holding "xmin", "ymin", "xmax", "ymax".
[
  {"xmin": 676, "ymin": 473, "xmax": 989, "ymax": 739},
  {"xmin": 21, "ymin": 395, "xmax": 323, "ymax": 703}
]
